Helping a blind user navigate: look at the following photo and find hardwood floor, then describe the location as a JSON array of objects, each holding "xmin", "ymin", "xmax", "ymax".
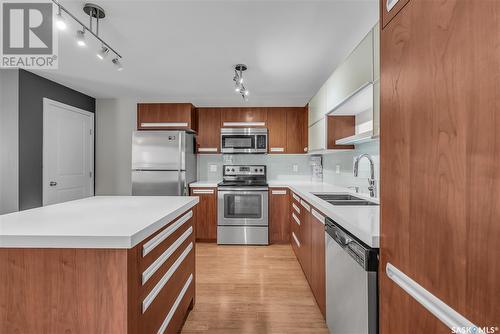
[{"xmin": 181, "ymin": 243, "xmax": 328, "ymax": 334}]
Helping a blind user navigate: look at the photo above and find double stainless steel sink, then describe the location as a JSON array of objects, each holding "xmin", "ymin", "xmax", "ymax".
[{"xmin": 313, "ymin": 193, "xmax": 379, "ymax": 206}]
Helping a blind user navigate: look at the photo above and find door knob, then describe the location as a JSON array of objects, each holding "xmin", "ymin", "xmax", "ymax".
[{"xmin": 49, "ymin": 181, "xmax": 57, "ymax": 187}]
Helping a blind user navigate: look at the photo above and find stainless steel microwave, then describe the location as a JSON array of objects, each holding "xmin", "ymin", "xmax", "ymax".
[{"xmin": 220, "ymin": 128, "xmax": 268, "ymax": 154}]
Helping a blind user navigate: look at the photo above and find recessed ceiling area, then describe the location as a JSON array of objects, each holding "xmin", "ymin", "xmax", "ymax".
[{"xmin": 32, "ymin": 0, "xmax": 379, "ymax": 107}]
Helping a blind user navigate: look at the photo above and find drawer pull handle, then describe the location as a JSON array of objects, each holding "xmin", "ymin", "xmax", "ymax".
[
  {"xmin": 292, "ymin": 193, "xmax": 301, "ymax": 202},
  {"xmin": 142, "ymin": 242, "xmax": 193, "ymax": 313},
  {"xmin": 292, "ymin": 213, "xmax": 301, "ymax": 226},
  {"xmin": 192, "ymin": 189, "xmax": 214, "ymax": 194},
  {"xmin": 386, "ymin": 0, "xmax": 400, "ymax": 12},
  {"xmin": 142, "ymin": 226, "xmax": 193, "ymax": 285},
  {"xmin": 271, "ymin": 190, "xmax": 287, "ymax": 195},
  {"xmin": 141, "ymin": 122, "xmax": 188, "ymax": 127},
  {"xmin": 157, "ymin": 274, "xmax": 193, "ymax": 334},
  {"xmin": 143, "ymin": 210, "xmax": 192, "ymax": 257},
  {"xmin": 292, "ymin": 232, "xmax": 301, "ymax": 248},
  {"xmin": 300, "ymin": 200, "xmax": 310, "ymax": 211},
  {"xmin": 198, "ymin": 148, "xmax": 218, "ymax": 153},
  {"xmin": 292, "ymin": 203, "xmax": 301, "ymax": 214},
  {"xmin": 312, "ymin": 209, "xmax": 325, "ymax": 224},
  {"xmin": 270, "ymin": 147, "xmax": 285, "ymax": 152}
]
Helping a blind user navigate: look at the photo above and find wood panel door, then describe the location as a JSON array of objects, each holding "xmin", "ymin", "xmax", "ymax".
[
  {"xmin": 195, "ymin": 108, "xmax": 221, "ymax": 153},
  {"xmin": 380, "ymin": 0, "xmax": 500, "ymax": 333},
  {"xmin": 267, "ymin": 108, "xmax": 287, "ymax": 153},
  {"xmin": 137, "ymin": 103, "xmax": 196, "ymax": 131},
  {"xmin": 190, "ymin": 188, "xmax": 217, "ymax": 242},
  {"xmin": 220, "ymin": 108, "xmax": 267, "ymax": 127},
  {"xmin": 269, "ymin": 188, "xmax": 290, "ymax": 243},
  {"xmin": 286, "ymin": 107, "xmax": 308, "ymax": 154}
]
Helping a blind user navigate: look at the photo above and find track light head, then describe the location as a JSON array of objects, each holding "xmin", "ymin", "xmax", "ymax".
[
  {"xmin": 76, "ymin": 29, "xmax": 86, "ymax": 47},
  {"xmin": 112, "ymin": 57, "xmax": 123, "ymax": 71},
  {"xmin": 55, "ymin": 8, "xmax": 67, "ymax": 30},
  {"xmin": 97, "ymin": 46, "xmax": 109, "ymax": 60}
]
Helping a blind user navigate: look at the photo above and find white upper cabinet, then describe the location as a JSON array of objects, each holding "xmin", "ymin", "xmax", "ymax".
[
  {"xmin": 308, "ymin": 117, "xmax": 326, "ymax": 152},
  {"xmin": 308, "ymin": 83, "xmax": 327, "ymax": 126},
  {"xmin": 326, "ymin": 29, "xmax": 374, "ymax": 113}
]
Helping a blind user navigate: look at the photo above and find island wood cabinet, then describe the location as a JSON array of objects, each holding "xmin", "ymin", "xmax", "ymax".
[
  {"xmin": 380, "ymin": 0, "xmax": 500, "ymax": 333},
  {"xmin": 289, "ymin": 192, "xmax": 326, "ymax": 318},
  {"xmin": 269, "ymin": 188, "xmax": 290, "ymax": 243},
  {"xmin": 195, "ymin": 108, "xmax": 221, "ymax": 153},
  {"xmin": 137, "ymin": 103, "xmax": 197, "ymax": 131},
  {"xmin": 0, "ymin": 208, "xmax": 196, "ymax": 334},
  {"xmin": 190, "ymin": 187, "xmax": 217, "ymax": 242}
]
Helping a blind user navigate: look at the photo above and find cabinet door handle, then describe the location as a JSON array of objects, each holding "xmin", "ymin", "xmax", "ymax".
[
  {"xmin": 198, "ymin": 148, "xmax": 218, "ymax": 153},
  {"xmin": 271, "ymin": 190, "xmax": 287, "ymax": 195},
  {"xmin": 223, "ymin": 122, "xmax": 265, "ymax": 127},
  {"xmin": 312, "ymin": 208, "xmax": 325, "ymax": 224},
  {"xmin": 292, "ymin": 232, "xmax": 301, "ymax": 248},
  {"xmin": 292, "ymin": 193, "xmax": 301, "ymax": 202},
  {"xmin": 292, "ymin": 203, "xmax": 301, "ymax": 214},
  {"xmin": 192, "ymin": 189, "xmax": 214, "ymax": 194},
  {"xmin": 270, "ymin": 147, "xmax": 285, "ymax": 153},
  {"xmin": 386, "ymin": 0, "xmax": 400, "ymax": 12},
  {"xmin": 141, "ymin": 122, "xmax": 188, "ymax": 127},
  {"xmin": 300, "ymin": 199, "xmax": 310, "ymax": 212},
  {"xmin": 292, "ymin": 213, "xmax": 301, "ymax": 226}
]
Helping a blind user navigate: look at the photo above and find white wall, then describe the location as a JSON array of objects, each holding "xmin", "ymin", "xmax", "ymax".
[
  {"xmin": 0, "ymin": 69, "xmax": 19, "ymax": 214},
  {"xmin": 95, "ymin": 98, "xmax": 137, "ymax": 195}
]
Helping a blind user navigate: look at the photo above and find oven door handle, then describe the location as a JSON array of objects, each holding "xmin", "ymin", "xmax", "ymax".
[{"xmin": 218, "ymin": 188, "xmax": 269, "ymax": 192}]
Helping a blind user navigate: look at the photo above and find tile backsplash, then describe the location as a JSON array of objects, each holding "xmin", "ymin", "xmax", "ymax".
[{"xmin": 198, "ymin": 154, "xmax": 312, "ymax": 181}]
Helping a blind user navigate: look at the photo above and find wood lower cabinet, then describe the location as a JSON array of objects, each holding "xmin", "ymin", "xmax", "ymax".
[
  {"xmin": 380, "ymin": 0, "xmax": 500, "ymax": 332},
  {"xmin": 0, "ymin": 208, "xmax": 196, "ymax": 334},
  {"xmin": 137, "ymin": 103, "xmax": 197, "ymax": 131},
  {"xmin": 269, "ymin": 188, "xmax": 290, "ymax": 243},
  {"xmin": 289, "ymin": 192, "xmax": 325, "ymax": 318},
  {"xmin": 190, "ymin": 187, "xmax": 217, "ymax": 242},
  {"xmin": 195, "ymin": 108, "xmax": 221, "ymax": 153}
]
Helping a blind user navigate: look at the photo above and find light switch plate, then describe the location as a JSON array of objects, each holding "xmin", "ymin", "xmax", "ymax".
[
  {"xmin": 292, "ymin": 164, "xmax": 299, "ymax": 172},
  {"xmin": 209, "ymin": 164, "xmax": 217, "ymax": 172}
]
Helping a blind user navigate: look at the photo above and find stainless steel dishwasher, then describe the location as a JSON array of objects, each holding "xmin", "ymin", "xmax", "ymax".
[{"xmin": 325, "ymin": 218, "xmax": 378, "ymax": 334}]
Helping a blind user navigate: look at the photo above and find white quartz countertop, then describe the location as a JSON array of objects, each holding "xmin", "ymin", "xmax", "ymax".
[
  {"xmin": 0, "ymin": 196, "xmax": 199, "ymax": 249},
  {"xmin": 190, "ymin": 179, "xmax": 379, "ymax": 247}
]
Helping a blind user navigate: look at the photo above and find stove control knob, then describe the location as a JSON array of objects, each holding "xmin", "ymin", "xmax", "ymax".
[
  {"xmin": 231, "ymin": 168, "xmax": 235, "ymax": 172},
  {"xmin": 260, "ymin": 169, "xmax": 263, "ymax": 172}
]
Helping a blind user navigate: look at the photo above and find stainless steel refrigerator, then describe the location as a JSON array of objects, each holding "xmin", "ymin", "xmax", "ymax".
[{"xmin": 131, "ymin": 131, "xmax": 197, "ymax": 196}]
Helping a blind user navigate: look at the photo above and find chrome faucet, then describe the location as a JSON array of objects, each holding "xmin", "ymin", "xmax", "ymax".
[{"xmin": 354, "ymin": 153, "xmax": 377, "ymax": 198}]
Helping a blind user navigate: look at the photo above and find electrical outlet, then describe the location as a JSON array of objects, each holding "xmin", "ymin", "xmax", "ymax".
[
  {"xmin": 292, "ymin": 164, "xmax": 299, "ymax": 172},
  {"xmin": 209, "ymin": 164, "xmax": 217, "ymax": 172},
  {"xmin": 336, "ymin": 165, "xmax": 341, "ymax": 174}
]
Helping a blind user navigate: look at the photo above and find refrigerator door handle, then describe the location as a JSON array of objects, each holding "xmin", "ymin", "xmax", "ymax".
[{"xmin": 178, "ymin": 132, "xmax": 183, "ymax": 195}]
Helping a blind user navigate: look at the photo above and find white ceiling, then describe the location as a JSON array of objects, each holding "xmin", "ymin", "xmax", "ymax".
[{"xmin": 32, "ymin": 0, "xmax": 379, "ymax": 107}]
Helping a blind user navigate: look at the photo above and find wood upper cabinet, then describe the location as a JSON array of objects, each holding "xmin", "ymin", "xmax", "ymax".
[
  {"xmin": 327, "ymin": 116, "xmax": 355, "ymax": 150},
  {"xmin": 190, "ymin": 188, "xmax": 217, "ymax": 242},
  {"xmin": 220, "ymin": 108, "xmax": 267, "ymax": 127},
  {"xmin": 195, "ymin": 108, "xmax": 221, "ymax": 153},
  {"xmin": 380, "ymin": 1, "xmax": 500, "ymax": 333},
  {"xmin": 286, "ymin": 107, "xmax": 308, "ymax": 154},
  {"xmin": 137, "ymin": 103, "xmax": 197, "ymax": 131},
  {"xmin": 269, "ymin": 188, "xmax": 290, "ymax": 243},
  {"xmin": 267, "ymin": 108, "xmax": 287, "ymax": 153}
]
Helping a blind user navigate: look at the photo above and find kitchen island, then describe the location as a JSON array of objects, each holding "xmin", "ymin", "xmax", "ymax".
[{"xmin": 0, "ymin": 196, "xmax": 199, "ymax": 334}]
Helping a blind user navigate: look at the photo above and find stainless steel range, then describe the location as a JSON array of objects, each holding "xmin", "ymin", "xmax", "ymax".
[{"xmin": 217, "ymin": 165, "xmax": 268, "ymax": 245}]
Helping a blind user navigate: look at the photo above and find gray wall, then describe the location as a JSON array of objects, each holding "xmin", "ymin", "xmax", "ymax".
[
  {"xmin": 18, "ymin": 70, "xmax": 96, "ymax": 210},
  {"xmin": 0, "ymin": 69, "xmax": 19, "ymax": 214}
]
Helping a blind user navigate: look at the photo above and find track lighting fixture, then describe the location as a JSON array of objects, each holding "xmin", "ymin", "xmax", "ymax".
[
  {"xmin": 233, "ymin": 64, "xmax": 249, "ymax": 101},
  {"xmin": 52, "ymin": 0, "xmax": 124, "ymax": 70}
]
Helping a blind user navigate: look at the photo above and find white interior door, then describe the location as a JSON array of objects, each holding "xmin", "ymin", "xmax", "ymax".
[{"xmin": 43, "ymin": 98, "xmax": 94, "ymax": 206}]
